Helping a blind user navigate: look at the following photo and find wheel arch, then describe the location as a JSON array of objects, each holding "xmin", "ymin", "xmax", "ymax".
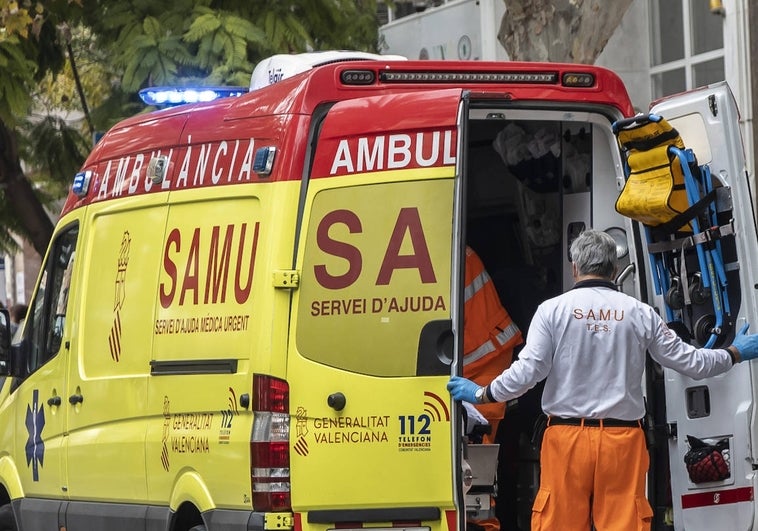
[
  {"xmin": 170, "ymin": 500, "xmax": 205, "ymax": 531},
  {"xmin": 0, "ymin": 456, "xmax": 23, "ymax": 502},
  {"xmin": 169, "ymin": 469, "xmax": 214, "ymax": 514}
]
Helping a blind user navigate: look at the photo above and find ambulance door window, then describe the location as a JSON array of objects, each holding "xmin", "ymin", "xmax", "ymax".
[
  {"xmin": 297, "ymin": 179, "xmax": 454, "ymax": 377},
  {"xmin": 26, "ymin": 224, "xmax": 78, "ymax": 374}
]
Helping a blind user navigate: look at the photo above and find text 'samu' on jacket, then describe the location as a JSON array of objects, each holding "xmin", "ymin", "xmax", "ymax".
[{"xmin": 463, "ymin": 246, "xmax": 523, "ymax": 423}]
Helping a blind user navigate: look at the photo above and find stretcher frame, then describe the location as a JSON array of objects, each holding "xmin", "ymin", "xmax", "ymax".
[{"xmin": 613, "ymin": 114, "xmax": 734, "ymax": 347}]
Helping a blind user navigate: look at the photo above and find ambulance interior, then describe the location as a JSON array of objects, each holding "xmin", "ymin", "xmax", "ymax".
[{"xmin": 463, "ymin": 110, "xmax": 633, "ymax": 529}]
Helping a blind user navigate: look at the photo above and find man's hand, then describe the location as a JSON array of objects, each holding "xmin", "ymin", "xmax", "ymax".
[
  {"xmin": 447, "ymin": 376, "xmax": 480, "ymax": 403},
  {"xmin": 731, "ymin": 323, "xmax": 758, "ymax": 362}
]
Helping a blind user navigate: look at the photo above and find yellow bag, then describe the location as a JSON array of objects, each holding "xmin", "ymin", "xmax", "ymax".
[{"xmin": 615, "ymin": 117, "xmax": 692, "ymax": 231}]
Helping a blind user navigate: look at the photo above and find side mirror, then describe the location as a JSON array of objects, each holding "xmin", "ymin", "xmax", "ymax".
[{"xmin": 0, "ymin": 309, "xmax": 10, "ymax": 376}]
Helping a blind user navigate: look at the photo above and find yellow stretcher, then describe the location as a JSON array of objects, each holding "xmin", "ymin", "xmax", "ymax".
[{"xmin": 613, "ymin": 114, "xmax": 734, "ymax": 347}]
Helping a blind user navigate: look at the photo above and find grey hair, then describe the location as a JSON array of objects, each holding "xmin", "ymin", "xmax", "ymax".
[{"xmin": 570, "ymin": 229, "xmax": 618, "ymax": 278}]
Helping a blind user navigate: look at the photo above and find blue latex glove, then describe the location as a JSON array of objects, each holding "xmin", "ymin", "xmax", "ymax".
[
  {"xmin": 731, "ymin": 323, "xmax": 758, "ymax": 362},
  {"xmin": 447, "ymin": 376, "xmax": 480, "ymax": 403}
]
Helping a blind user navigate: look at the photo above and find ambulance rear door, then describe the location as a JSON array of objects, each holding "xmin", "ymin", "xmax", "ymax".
[
  {"xmin": 287, "ymin": 89, "xmax": 465, "ymax": 531},
  {"xmin": 649, "ymin": 82, "xmax": 758, "ymax": 530}
]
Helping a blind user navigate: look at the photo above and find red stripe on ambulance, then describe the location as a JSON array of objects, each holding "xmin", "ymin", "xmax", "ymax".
[
  {"xmin": 94, "ymin": 137, "xmax": 260, "ymax": 200},
  {"xmin": 681, "ymin": 486, "xmax": 753, "ymax": 509}
]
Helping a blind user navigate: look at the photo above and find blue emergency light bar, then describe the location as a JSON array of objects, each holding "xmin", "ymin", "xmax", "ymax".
[
  {"xmin": 138, "ymin": 86, "xmax": 248, "ymax": 106},
  {"xmin": 72, "ymin": 170, "xmax": 92, "ymax": 197}
]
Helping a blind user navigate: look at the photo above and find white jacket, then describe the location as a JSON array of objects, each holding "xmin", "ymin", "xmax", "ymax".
[{"xmin": 488, "ymin": 279, "xmax": 733, "ymax": 420}]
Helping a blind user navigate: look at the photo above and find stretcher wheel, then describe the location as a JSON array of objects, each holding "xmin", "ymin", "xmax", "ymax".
[
  {"xmin": 665, "ymin": 286, "xmax": 684, "ymax": 310},
  {"xmin": 694, "ymin": 314, "xmax": 717, "ymax": 346},
  {"xmin": 665, "ymin": 279, "xmax": 684, "ymax": 310},
  {"xmin": 689, "ymin": 274, "xmax": 709, "ymax": 305}
]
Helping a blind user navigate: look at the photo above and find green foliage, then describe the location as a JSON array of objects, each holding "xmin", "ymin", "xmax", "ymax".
[
  {"xmin": 183, "ymin": 6, "xmax": 264, "ymax": 83},
  {"xmin": 0, "ymin": 37, "xmax": 37, "ymax": 123},
  {"xmin": 0, "ymin": 195, "xmax": 25, "ymax": 253},
  {"xmin": 35, "ymin": 26, "xmax": 113, "ymax": 117},
  {"xmin": 99, "ymin": 0, "xmax": 380, "ymax": 93},
  {"xmin": 260, "ymin": 7, "xmax": 312, "ymax": 53},
  {"xmin": 0, "ymin": 0, "xmax": 381, "ymax": 257},
  {"xmin": 20, "ymin": 115, "xmax": 90, "ymax": 190},
  {"xmin": 0, "ymin": 0, "xmax": 36, "ymax": 39},
  {"xmin": 89, "ymin": 89, "xmax": 144, "ymax": 132}
]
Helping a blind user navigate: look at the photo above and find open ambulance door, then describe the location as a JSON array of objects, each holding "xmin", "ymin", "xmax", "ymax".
[
  {"xmin": 648, "ymin": 82, "xmax": 758, "ymax": 531},
  {"xmin": 287, "ymin": 89, "xmax": 467, "ymax": 531}
]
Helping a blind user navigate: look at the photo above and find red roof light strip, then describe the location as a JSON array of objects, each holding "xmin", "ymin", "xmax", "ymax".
[{"xmin": 379, "ymin": 71, "xmax": 558, "ymax": 84}]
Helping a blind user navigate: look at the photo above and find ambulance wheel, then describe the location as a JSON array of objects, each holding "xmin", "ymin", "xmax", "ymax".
[{"xmin": 0, "ymin": 504, "xmax": 17, "ymax": 531}]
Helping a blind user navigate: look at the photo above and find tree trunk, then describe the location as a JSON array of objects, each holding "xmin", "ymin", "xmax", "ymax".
[
  {"xmin": 0, "ymin": 119, "xmax": 54, "ymax": 257},
  {"xmin": 498, "ymin": 0, "xmax": 634, "ymax": 63}
]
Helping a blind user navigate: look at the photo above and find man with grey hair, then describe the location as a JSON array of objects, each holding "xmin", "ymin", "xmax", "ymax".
[{"xmin": 448, "ymin": 229, "xmax": 758, "ymax": 531}]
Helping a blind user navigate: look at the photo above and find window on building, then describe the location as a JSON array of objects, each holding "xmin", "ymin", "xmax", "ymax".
[
  {"xmin": 380, "ymin": 0, "xmax": 446, "ymax": 23},
  {"xmin": 649, "ymin": 0, "xmax": 724, "ymax": 99}
]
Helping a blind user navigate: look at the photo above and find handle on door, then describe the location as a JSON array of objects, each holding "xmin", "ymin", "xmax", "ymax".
[
  {"xmin": 47, "ymin": 396, "xmax": 61, "ymax": 407},
  {"xmin": 327, "ymin": 392, "xmax": 346, "ymax": 411},
  {"xmin": 69, "ymin": 393, "xmax": 84, "ymax": 405}
]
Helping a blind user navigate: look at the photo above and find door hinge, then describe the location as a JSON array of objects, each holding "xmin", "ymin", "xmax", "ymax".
[
  {"xmin": 273, "ymin": 270, "xmax": 299, "ymax": 289},
  {"xmin": 264, "ymin": 512, "xmax": 294, "ymax": 530}
]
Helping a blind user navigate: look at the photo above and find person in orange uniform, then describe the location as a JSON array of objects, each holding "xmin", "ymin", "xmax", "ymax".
[
  {"xmin": 464, "ymin": 246, "xmax": 523, "ymax": 444},
  {"xmin": 451, "ymin": 230, "xmax": 758, "ymax": 531}
]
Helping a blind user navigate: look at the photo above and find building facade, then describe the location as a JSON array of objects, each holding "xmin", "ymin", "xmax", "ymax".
[{"xmin": 379, "ymin": 0, "xmax": 756, "ymax": 183}]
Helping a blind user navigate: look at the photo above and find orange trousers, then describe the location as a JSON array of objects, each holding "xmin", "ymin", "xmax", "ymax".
[
  {"xmin": 531, "ymin": 424, "xmax": 654, "ymax": 531},
  {"xmin": 471, "ymin": 403, "xmax": 503, "ymax": 444}
]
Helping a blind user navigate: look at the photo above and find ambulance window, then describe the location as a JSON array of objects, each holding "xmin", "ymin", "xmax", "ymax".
[
  {"xmin": 26, "ymin": 224, "xmax": 78, "ymax": 374},
  {"xmin": 297, "ymin": 180, "xmax": 454, "ymax": 377}
]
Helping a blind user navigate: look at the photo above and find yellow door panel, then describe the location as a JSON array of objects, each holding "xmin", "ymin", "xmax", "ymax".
[
  {"xmin": 296, "ymin": 176, "xmax": 454, "ymax": 377},
  {"xmin": 145, "ymin": 184, "xmax": 291, "ymax": 509},
  {"xmin": 290, "ymin": 173, "xmax": 457, "ymax": 519},
  {"xmin": 144, "ymin": 373, "xmax": 252, "ymax": 509},
  {"xmin": 13, "ymin": 360, "xmax": 68, "ymax": 498},
  {"xmin": 153, "ymin": 190, "xmax": 266, "ymax": 362},
  {"xmin": 66, "ymin": 199, "xmax": 166, "ymax": 501},
  {"xmin": 7, "ymin": 219, "xmax": 81, "ymax": 499}
]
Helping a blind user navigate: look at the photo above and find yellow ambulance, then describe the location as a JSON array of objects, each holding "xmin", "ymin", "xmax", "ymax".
[{"xmin": 0, "ymin": 50, "xmax": 755, "ymax": 531}]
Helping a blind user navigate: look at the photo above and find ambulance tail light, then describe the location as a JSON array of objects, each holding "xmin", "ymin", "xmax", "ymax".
[
  {"xmin": 562, "ymin": 72, "xmax": 595, "ymax": 87},
  {"xmin": 340, "ymin": 69, "xmax": 376, "ymax": 85},
  {"xmin": 251, "ymin": 374, "xmax": 291, "ymax": 511}
]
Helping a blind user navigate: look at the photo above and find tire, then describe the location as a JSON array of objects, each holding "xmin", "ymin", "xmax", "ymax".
[
  {"xmin": 0, "ymin": 504, "xmax": 17, "ymax": 531},
  {"xmin": 188, "ymin": 526, "xmax": 207, "ymax": 531}
]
